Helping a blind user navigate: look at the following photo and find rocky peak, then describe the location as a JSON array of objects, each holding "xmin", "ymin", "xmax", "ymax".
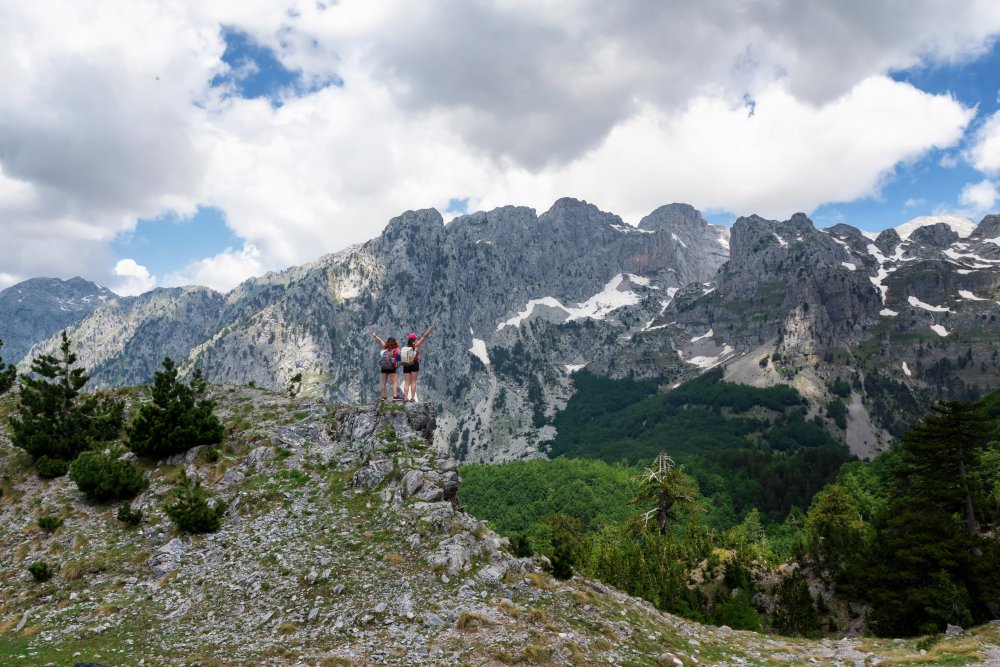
[
  {"xmin": 0, "ymin": 276, "xmax": 116, "ymax": 365},
  {"xmin": 637, "ymin": 203, "xmax": 703, "ymax": 231},
  {"xmin": 970, "ymin": 214, "xmax": 1000, "ymax": 241},
  {"xmin": 874, "ymin": 228, "xmax": 902, "ymax": 255},
  {"xmin": 908, "ymin": 222, "xmax": 960, "ymax": 248}
]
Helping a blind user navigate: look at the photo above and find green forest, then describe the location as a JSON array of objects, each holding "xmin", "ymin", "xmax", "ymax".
[{"xmin": 460, "ymin": 370, "xmax": 1000, "ymax": 638}]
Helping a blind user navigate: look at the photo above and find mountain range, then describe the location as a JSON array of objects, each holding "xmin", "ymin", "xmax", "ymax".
[{"xmin": 4, "ymin": 199, "xmax": 999, "ymax": 462}]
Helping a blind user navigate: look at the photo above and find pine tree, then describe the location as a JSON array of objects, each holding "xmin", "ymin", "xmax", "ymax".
[
  {"xmin": 8, "ymin": 331, "xmax": 123, "ymax": 461},
  {"xmin": 864, "ymin": 401, "xmax": 999, "ymax": 636},
  {"xmin": 0, "ymin": 339, "xmax": 16, "ymax": 395},
  {"xmin": 126, "ymin": 358, "xmax": 225, "ymax": 458},
  {"xmin": 635, "ymin": 452, "xmax": 701, "ymax": 535},
  {"xmin": 805, "ymin": 484, "xmax": 867, "ymax": 580}
]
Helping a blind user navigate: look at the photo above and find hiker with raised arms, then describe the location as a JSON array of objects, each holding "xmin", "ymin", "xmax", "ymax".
[
  {"xmin": 371, "ymin": 331, "xmax": 401, "ymax": 401},
  {"xmin": 400, "ymin": 321, "xmax": 434, "ymax": 402}
]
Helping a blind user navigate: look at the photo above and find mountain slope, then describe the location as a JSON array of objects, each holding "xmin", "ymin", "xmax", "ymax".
[
  {"xmin": 649, "ymin": 212, "xmax": 1000, "ymax": 457},
  {"xmin": 0, "ymin": 277, "xmax": 115, "ymax": 365},
  {"xmin": 1, "ymin": 390, "xmax": 998, "ymax": 666}
]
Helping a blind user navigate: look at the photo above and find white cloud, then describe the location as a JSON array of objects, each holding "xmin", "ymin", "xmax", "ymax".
[
  {"xmin": 904, "ymin": 197, "xmax": 927, "ymax": 208},
  {"xmin": 939, "ymin": 153, "xmax": 960, "ymax": 168},
  {"xmin": 968, "ymin": 109, "xmax": 1000, "ymax": 174},
  {"xmin": 958, "ymin": 179, "xmax": 999, "ymax": 215},
  {"xmin": 0, "ymin": 0, "xmax": 999, "ymax": 290},
  {"xmin": 111, "ymin": 259, "xmax": 157, "ymax": 297},
  {"xmin": 162, "ymin": 244, "xmax": 263, "ymax": 293}
]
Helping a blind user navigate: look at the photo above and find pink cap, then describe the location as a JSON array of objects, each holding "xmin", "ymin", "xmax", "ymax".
[{"xmin": 407, "ymin": 333, "xmax": 417, "ymax": 340}]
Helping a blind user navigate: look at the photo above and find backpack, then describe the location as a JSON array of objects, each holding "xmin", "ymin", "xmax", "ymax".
[
  {"xmin": 379, "ymin": 348, "xmax": 397, "ymax": 371},
  {"xmin": 400, "ymin": 345, "xmax": 417, "ymax": 366}
]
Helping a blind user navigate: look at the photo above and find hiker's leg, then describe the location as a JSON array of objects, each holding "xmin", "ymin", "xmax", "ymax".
[
  {"xmin": 380, "ymin": 373, "xmax": 388, "ymax": 399},
  {"xmin": 411, "ymin": 371, "xmax": 419, "ymax": 402},
  {"xmin": 403, "ymin": 372, "xmax": 413, "ymax": 400},
  {"xmin": 391, "ymin": 372, "xmax": 399, "ymax": 398}
]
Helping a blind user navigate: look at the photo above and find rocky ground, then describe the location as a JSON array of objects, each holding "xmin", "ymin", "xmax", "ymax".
[{"xmin": 1, "ymin": 386, "xmax": 999, "ymax": 666}]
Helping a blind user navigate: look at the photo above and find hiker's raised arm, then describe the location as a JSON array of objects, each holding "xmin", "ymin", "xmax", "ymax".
[
  {"xmin": 371, "ymin": 330, "xmax": 385, "ymax": 346},
  {"xmin": 417, "ymin": 321, "xmax": 434, "ymax": 346}
]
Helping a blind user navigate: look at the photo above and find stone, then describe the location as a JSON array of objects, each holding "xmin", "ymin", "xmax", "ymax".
[
  {"xmin": 353, "ymin": 460, "xmax": 394, "ymax": 489},
  {"xmin": 308, "ymin": 608, "xmax": 319, "ymax": 622},
  {"xmin": 944, "ymin": 624, "xmax": 964, "ymax": 638},
  {"xmin": 401, "ymin": 470, "xmax": 424, "ymax": 498},
  {"xmin": 150, "ymin": 538, "xmax": 186, "ymax": 578},
  {"xmin": 422, "ymin": 612, "xmax": 446, "ymax": 628},
  {"xmin": 476, "ymin": 563, "xmax": 509, "ymax": 587},
  {"xmin": 244, "ymin": 446, "xmax": 276, "ymax": 471},
  {"xmin": 656, "ymin": 653, "xmax": 683, "ymax": 667}
]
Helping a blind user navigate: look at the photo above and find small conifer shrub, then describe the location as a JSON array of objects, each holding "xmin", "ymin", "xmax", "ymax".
[
  {"xmin": 549, "ymin": 544, "xmax": 574, "ymax": 581},
  {"xmin": 0, "ymin": 338, "xmax": 15, "ymax": 395},
  {"xmin": 37, "ymin": 515, "xmax": 62, "ymax": 533},
  {"xmin": 164, "ymin": 470, "xmax": 226, "ymax": 534},
  {"xmin": 511, "ymin": 534, "xmax": 533, "ymax": 558},
  {"xmin": 35, "ymin": 455, "xmax": 70, "ymax": 479},
  {"xmin": 28, "ymin": 561, "xmax": 54, "ymax": 583},
  {"xmin": 117, "ymin": 504, "xmax": 143, "ymax": 527},
  {"xmin": 69, "ymin": 450, "xmax": 148, "ymax": 502},
  {"xmin": 126, "ymin": 358, "xmax": 225, "ymax": 458}
]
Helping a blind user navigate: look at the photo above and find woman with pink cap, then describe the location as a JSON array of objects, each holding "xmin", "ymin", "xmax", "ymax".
[{"xmin": 400, "ymin": 321, "xmax": 434, "ymax": 402}]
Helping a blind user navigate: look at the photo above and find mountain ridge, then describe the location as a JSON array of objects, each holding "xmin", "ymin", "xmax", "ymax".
[{"xmin": 4, "ymin": 200, "xmax": 1000, "ymax": 462}]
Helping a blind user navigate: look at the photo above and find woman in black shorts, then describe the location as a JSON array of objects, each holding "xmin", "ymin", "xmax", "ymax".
[
  {"xmin": 401, "ymin": 321, "xmax": 434, "ymax": 402},
  {"xmin": 371, "ymin": 332, "xmax": 401, "ymax": 401}
]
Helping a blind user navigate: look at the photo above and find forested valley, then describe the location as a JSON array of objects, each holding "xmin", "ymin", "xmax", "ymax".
[{"xmin": 460, "ymin": 370, "xmax": 1000, "ymax": 638}]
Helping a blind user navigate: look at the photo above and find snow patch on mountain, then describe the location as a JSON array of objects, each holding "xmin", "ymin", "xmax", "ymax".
[
  {"xmin": 930, "ymin": 324, "xmax": 950, "ymax": 337},
  {"xmin": 895, "ymin": 215, "xmax": 976, "ymax": 241},
  {"xmin": 469, "ymin": 338, "xmax": 490, "ymax": 366},
  {"xmin": 686, "ymin": 345, "xmax": 735, "ymax": 369},
  {"xmin": 496, "ymin": 274, "xmax": 642, "ymax": 331},
  {"xmin": 907, "ymin": 296, "xmax": 951, "ymax": 313}
]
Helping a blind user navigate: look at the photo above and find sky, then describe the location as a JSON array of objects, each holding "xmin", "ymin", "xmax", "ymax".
[{"xmin": 3, "ymin": 1, "xmax": 1000, "ymax": 296}]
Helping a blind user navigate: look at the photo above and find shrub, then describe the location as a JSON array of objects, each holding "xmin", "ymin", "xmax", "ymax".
[
  {"xmin": 35, "ymin": 456, "xmax": 70, "ymax": 479},
  {"xmin": 549, "ymin": 543, "xmax": 574, "ymax": 580},
  {"xmin": 69, "ymin": 450, "xmax": 148, "ymax": 502},
  {"xmin": 37, "ymin": 515, "xmax": 62, "ymax": 533},
  {"xmin": 126, "ymin": 359, "xmax": 225, "ymax": 458},
  {"xmin": 28, "ymin": 561, "xmax": 54, "ymax": 583},
  {"xmin": 510, "ymin": 534, "xmax": 533, "ymax": 558},
  {"xmin": 117, "ymin": 504, "xmax": 143, "ymax": 527},
  {"xmin": 0, "ymin": 339, "xmax": 15, "ymax": 395},
  {"xmin": 164, "ymin": 470, "xmax": 226, "ymax": 534}
]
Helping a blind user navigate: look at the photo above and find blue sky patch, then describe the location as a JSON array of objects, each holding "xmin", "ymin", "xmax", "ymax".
[
  {"xmin": 112, "ymin": 207, "xmax": 240, "ymax": 278},
  {"xmin": 210, "ymin": 26, "xmax": 340, "ymax": 107},
  {"xmin": 446, "ymin": 198, "xmax": 470, "ymax": 215}
]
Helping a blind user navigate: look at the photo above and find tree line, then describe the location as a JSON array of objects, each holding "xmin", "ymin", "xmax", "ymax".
[{"xmin": 461, "ymin": 377, "xmax": 1000, "ymax": 637}]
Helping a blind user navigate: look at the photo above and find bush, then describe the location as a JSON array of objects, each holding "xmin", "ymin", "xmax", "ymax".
[
  {"xmin": 164, "ymin": 470, "xmax": 226, "ymax": 534},
  {"xmin": 117, "ymin": 504, "xmax": 143, "ymax": 527},
  {"xmin": 35, "ymin": 455, "xmax": 70, "ymax": 479},
  {"xmin": 549, "ymin": 544, "xmax": 574, "ymax": 580},
  {"xmin": 69, "ymin": 450, "xmax": 148, "ymax": 502},
  {"xmin": 0, "ymin": 338, "xmax": 15, "ymax": 395},
  {"xmin": 28, "ymin": 561, "xmax": 54, "ymax": 583},
  {"xmin": 126, "ymin": 359, "xmax": 225, "ymax": 458},
  {"xmin": 37, "ymin": 515, "xmax": 62, "ymax": 533},
  {"xmin": 510, "ymin": 534, "xmax": 533, "ymax": 558}
]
